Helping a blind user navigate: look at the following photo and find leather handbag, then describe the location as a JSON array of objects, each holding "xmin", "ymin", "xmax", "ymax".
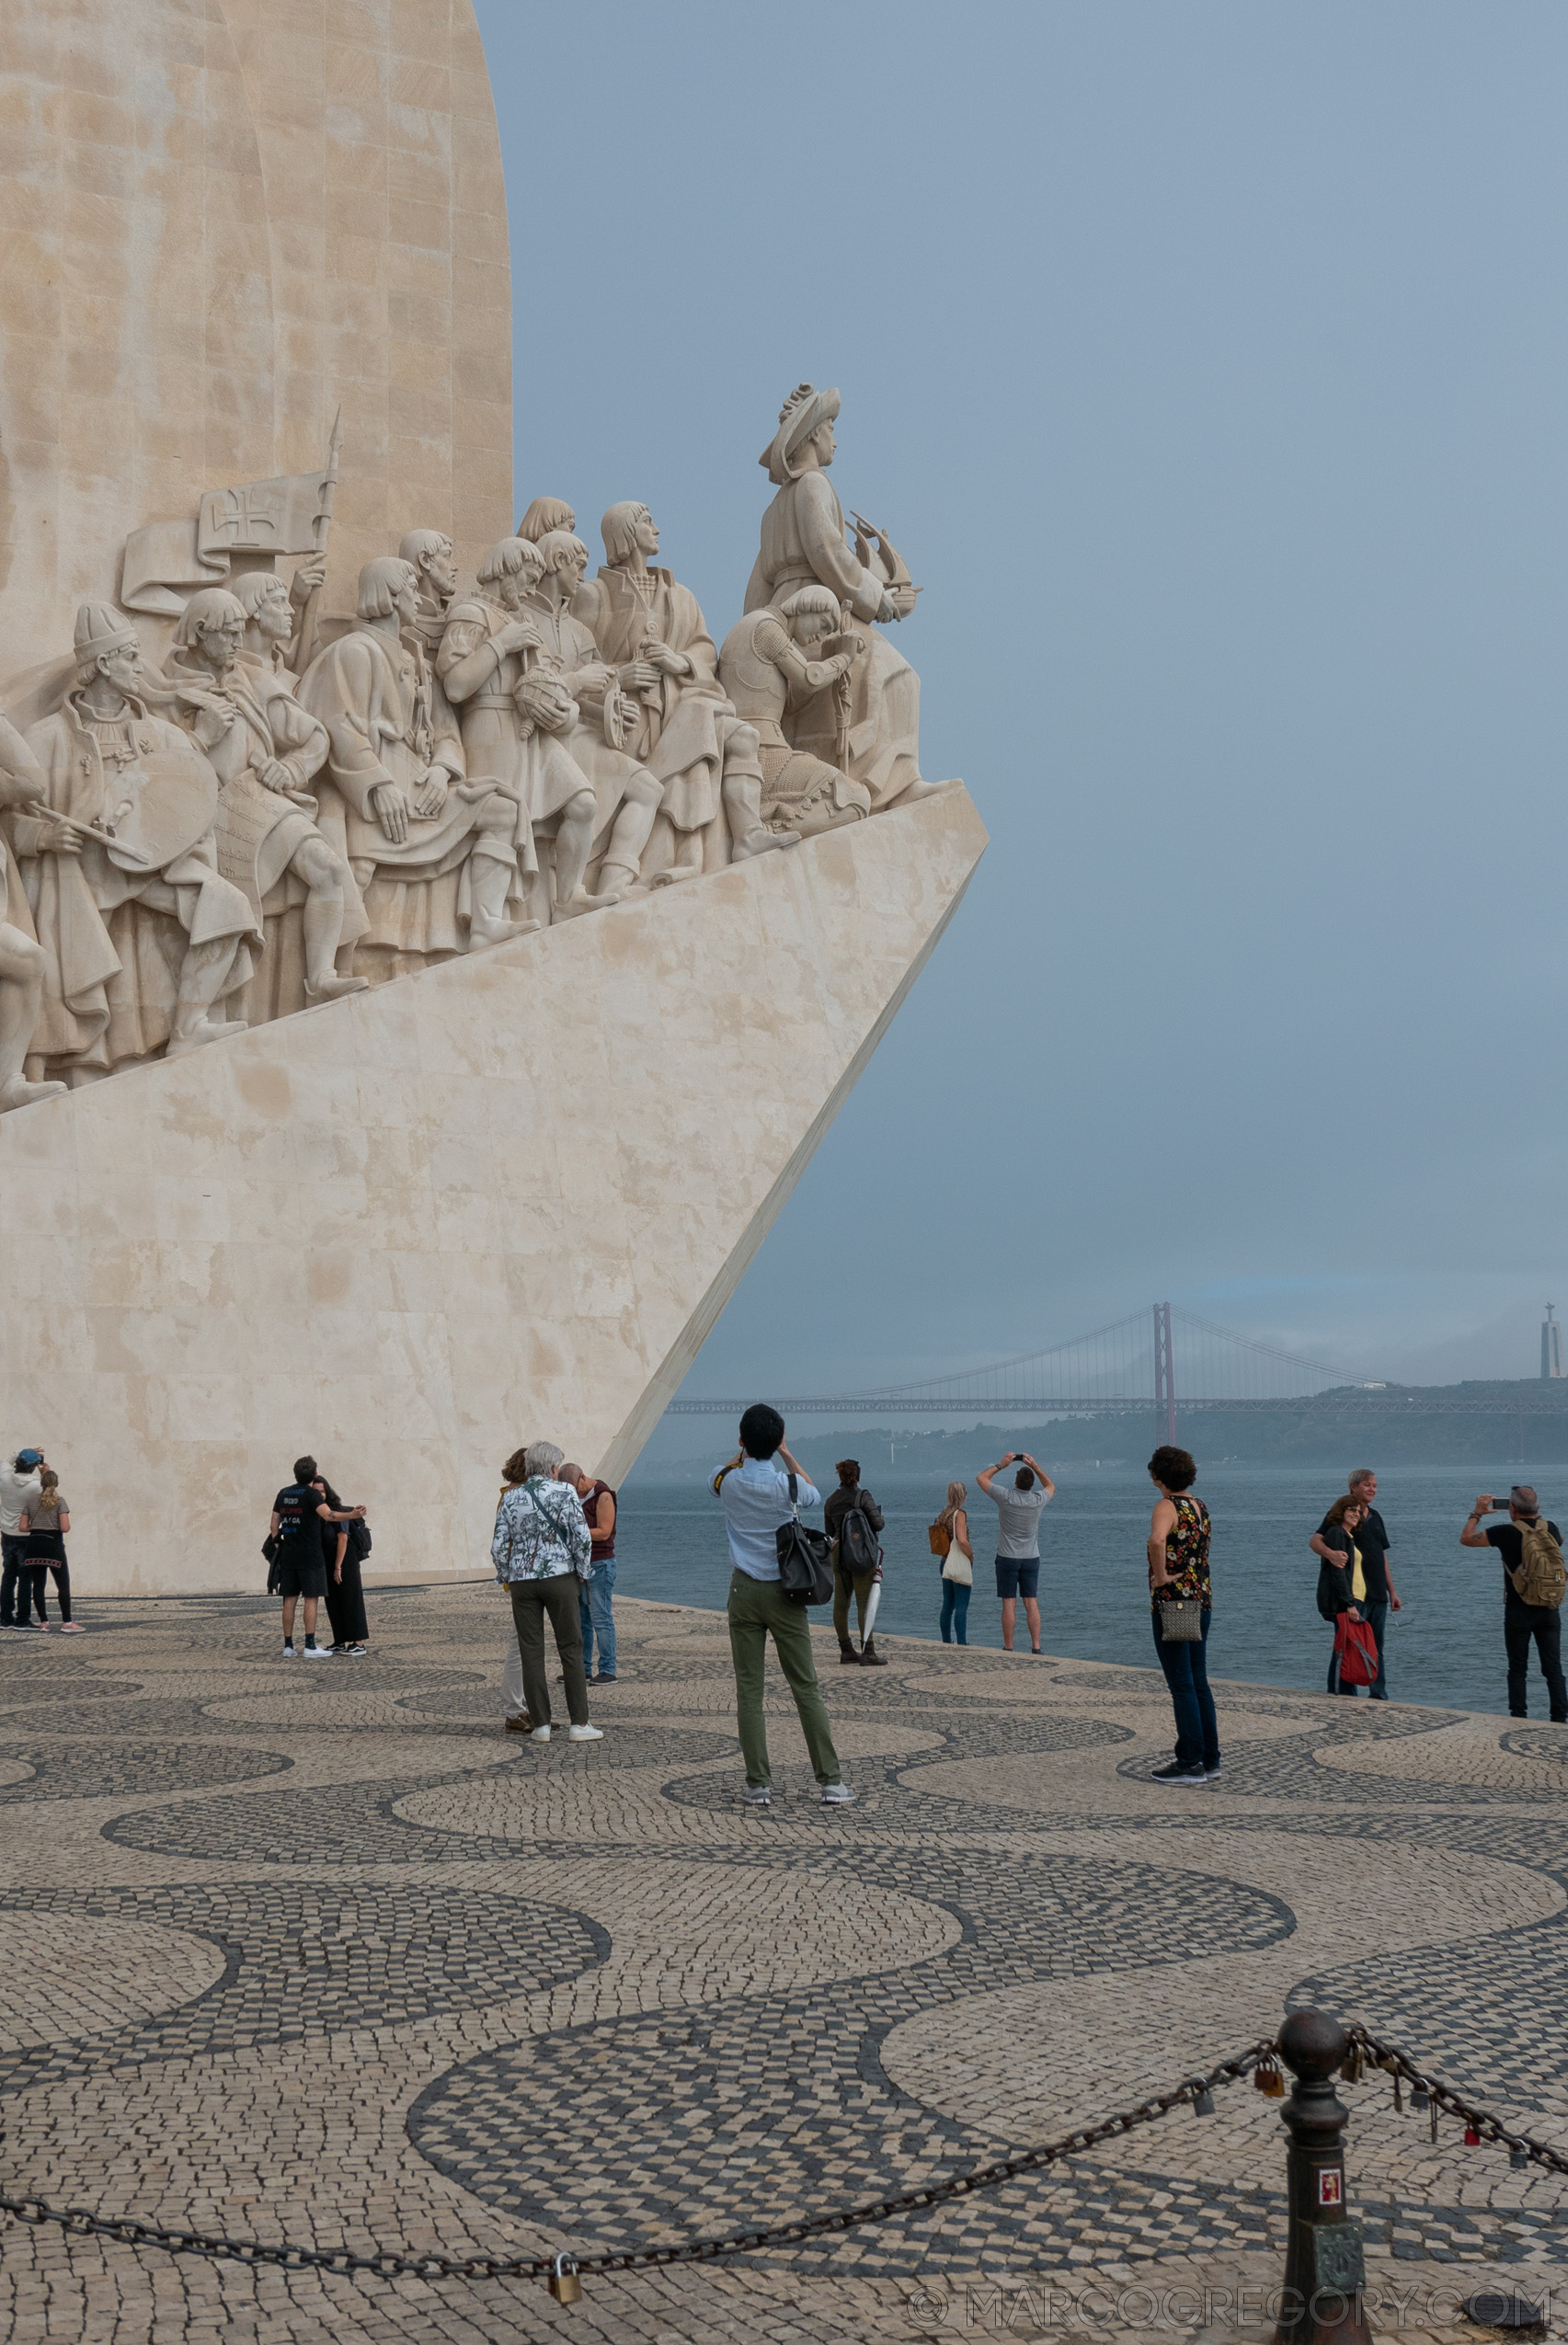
[
  {"xmin": 776, "ymin": 1474, "xmax": 835, "ymax": 1607},
  {"xmin": 1159, "ymin": 1596, "xmax": 1204, "ymax": 1642}
]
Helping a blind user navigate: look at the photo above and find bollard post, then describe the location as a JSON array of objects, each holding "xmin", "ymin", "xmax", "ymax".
[{"xmin": 1273, "ymin": 2010, "xmax": 1371, "ymax": 2345}]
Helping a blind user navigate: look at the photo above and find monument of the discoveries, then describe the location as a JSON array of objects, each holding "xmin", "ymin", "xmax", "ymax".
[{"xmin": 0, "ymin": 0, "xmax": 987, "ymax": 1595}]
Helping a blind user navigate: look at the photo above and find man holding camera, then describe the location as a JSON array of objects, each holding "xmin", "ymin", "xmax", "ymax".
[
  {"xmin": 1460, "ymin": 1486, "xmax": 1568, "ymax": 1722},
  {"xmin": 977, "ymin": 1450, "xmax": 1055, "ymax": 1654}
]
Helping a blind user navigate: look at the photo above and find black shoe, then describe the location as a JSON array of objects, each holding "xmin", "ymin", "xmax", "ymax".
[
  {"xmin": 1150, "ymin": 1759, "xmax": 1207, "ymax": 1786},
  {"xmin": 590, "ymin": 1672, "xmax": 617, "ymax": 1684}
]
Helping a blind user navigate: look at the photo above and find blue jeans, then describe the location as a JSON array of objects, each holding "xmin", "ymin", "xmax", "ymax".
[
  {"xmin": 579, "ymin": 1559, "xmax": 616, "ymax": 1677},
  {"xmin": 939, "ymin": 1579, "xmax": 970, "ymax": 1643},
  {"xmin": 1363, "ymin": 1597, "xmax": 1389, "ymax": 1698},
  {"xmin": 1151, "ymin": 1606, "xmax": 1219, "ymax": 1769}
]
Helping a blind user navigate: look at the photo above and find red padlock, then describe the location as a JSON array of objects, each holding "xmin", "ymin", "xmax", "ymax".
[{"xmin": 1464, "ymin": 2125, "xmax": 1480, "ymax": 2146}]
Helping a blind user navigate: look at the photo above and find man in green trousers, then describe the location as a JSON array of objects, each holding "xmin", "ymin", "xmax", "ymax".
[{"xmin": 713, "ymin": 1404, "xmax": 856, "ymax": 1810}]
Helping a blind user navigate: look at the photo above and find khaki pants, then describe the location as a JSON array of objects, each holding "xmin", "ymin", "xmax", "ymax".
[
  {"xmin": 831, "ymin": 1561, "xmax": 877, "ymax": 1644},
  {"xmin": 509, "ymin": 1575, "xmax": 589, "ymax": 1728},
  {"xmin": 726, "ymin": 1568, "xmax": 842, "ymax": 1789}
]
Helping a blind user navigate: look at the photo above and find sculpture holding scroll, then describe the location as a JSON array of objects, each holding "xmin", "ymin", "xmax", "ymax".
[
  {"xmin": 163, "ymin": 589, "xmax": 369, "ymax": 1012},
  {"xmin": 748, "ymin": 384, "xmax": 943, "ymax": 813},
  {"xmin": 575, "ymin": 503, "xmax": 796, "ymax": 879},
  {"xmin": 294, "ymin": 558, "xmax": 533, "ymax": 964},
  {"xmin": 438, "ymin": 536, "xmax": 607, "ymax": 925},
  {"xmin": 12, "ymin": 606, "xmax": 262, "ymax": 1075},
  {"xmin": 515, "ymin": 532, "xmax": 666, "ymax": 907},
  {"xmin": 718, "ymin": 589, "xmax": 873, "ymax": 838}
]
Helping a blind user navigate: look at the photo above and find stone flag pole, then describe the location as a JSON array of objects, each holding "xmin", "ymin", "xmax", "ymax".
[{"xmin": 0, "ymin": 3, "xmax": 986, "ymax": 1596}]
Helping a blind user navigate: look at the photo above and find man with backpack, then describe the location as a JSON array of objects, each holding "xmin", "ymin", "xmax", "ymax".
[
  {"xmin": 826, "ymin": 1458, "xmax": 887, "ymax": 1666},
  {"xmin": 1461, "ymin": 1486, "xmax": 1568, "ymax": 1722},
  {"xmin": 713, "ymin": 1404, "xmax": 854, "ymax": 1808}
]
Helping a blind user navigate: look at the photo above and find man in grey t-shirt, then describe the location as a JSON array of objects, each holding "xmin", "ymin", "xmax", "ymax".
[{"xmin": 977, "ymin": 1450, "xmax": 1056, "ymax": 1653}]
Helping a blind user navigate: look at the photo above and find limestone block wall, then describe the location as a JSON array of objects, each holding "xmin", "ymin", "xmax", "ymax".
[
  {"xmin": 0, "ymin": 0, "xmax": 510, "ymax": 704},
  {"xmin": 0, "ymin": 789, "xmax": 987, "ymax": 1596}
]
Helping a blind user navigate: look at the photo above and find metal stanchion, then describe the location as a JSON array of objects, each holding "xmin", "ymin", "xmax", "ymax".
[{"xmin": 1274, "ymin": 2010, "xmax": 1371, "ymax": 2345}]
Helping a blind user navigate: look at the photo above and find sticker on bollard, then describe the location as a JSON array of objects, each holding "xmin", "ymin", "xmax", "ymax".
[{"xmin": 1316, "ymin": 2170, "xmax": 1343, "ymax": 2208}]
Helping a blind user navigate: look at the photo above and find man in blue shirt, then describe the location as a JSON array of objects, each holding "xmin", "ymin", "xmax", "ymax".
[{"xmin": 714, "ymin": 1403, "xmax": 854, "ymax": 1809}]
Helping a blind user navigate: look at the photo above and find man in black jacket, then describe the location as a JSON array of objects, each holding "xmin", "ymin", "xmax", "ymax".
[
  {"xmin": 826, "ymin": 1458, "xmax": 886, "ymax": 1667},
  {"xmin": 1310, "ymin": 1469, "xmax": 1402, "ymax": 1699}
]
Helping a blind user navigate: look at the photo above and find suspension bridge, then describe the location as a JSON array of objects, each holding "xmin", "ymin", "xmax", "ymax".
[{"xmin": 667, "ymin": 1302, "xmax": 1391, "ymax": 1439}]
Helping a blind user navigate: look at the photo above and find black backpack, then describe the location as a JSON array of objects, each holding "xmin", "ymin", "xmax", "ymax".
[
  {"xmin": 347, "ymin": 1516, "xmax": 372, "ymax": 1561},
  {"xmin": 838, "ymin": 1503, "xmax": 882, "ymax": 1577}
]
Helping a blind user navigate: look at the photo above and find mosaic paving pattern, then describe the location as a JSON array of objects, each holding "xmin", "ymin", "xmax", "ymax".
[{"xmin": 2, "ymin": 1588, "xmax": 1566, "ymax": 2345}]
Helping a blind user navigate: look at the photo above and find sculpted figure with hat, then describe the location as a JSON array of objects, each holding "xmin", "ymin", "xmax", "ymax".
[
  {"xmin": 164, "ymin": 589, "xmax": 370, "ymax": 1012},
  {"xmin": 575, "ymin": 502, "xmax": 798, "ymax": 879},
  {"xmin": 14, "ymin": 605, "xmax": 262, "ymax": 1074},
  {"xmin": 294, "ymin": 557, "xmax": 534, "ymax": 964},
  {"xmin": 747, "ymin": 384, "xmax": 944, "ymax": 814}
]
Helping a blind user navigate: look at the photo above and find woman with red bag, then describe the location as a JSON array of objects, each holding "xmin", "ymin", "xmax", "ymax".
[{"xmin": 1317, "ymin": 1496, "xmax": 1378, "ymax": 1696}]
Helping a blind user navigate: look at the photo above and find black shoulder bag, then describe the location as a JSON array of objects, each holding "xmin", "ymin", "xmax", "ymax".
[{"xmin": 776, "ymin": 1473, "xmax": 835, "ymax": 1606}]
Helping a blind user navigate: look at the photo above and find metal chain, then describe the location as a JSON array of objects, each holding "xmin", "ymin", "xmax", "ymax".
[
  {"xmin": 0, "ymin": 2040, "xmax": 1278, "ymax": 2286},
  {"xmin": 2, "ymin": 2029, "xmax": 1560, "ymax": 2290},
  {"xmin": 1346, "ymin": 2024, "xmax": 1568, "ymax": 2179}
]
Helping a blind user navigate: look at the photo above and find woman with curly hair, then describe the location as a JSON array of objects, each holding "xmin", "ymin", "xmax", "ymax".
[{"xmin": 1146, "ymin": 1445, "xmax": 1220, "ymax": 1786}]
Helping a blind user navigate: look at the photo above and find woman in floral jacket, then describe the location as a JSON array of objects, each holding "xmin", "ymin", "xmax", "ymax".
[{"xmin": 492, "ymin": 1439, "xmax": 601, "ymax": 1745}]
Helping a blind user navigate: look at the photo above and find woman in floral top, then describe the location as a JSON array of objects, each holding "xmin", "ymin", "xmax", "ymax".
[
  {"xmin": 491, "ymin": 1439, "xmax": 601, "ymax": 1745},
  {"xmin": 1145, "ymin": 1444, "xmax": 1219, "ymax": 1786}
]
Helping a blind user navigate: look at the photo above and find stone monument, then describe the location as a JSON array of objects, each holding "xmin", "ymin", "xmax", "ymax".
[{"xmin": 0, "ymin": 3, "xmax": 986, "ymax": 1595}]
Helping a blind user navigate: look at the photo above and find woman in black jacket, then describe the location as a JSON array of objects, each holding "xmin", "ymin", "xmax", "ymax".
[
  {"xmin": 827, "ymin": 1459, "xmax": 886, "ymax": 1667},
  {"xmin": 1317, "ymin": 1495, "xmax": 1367, "ymax": 1696}
]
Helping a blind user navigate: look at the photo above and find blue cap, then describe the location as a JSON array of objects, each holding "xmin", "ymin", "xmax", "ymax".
[{"xmin": 15, "ymin": 1449, "xmax": 42, "ymax": 1468}]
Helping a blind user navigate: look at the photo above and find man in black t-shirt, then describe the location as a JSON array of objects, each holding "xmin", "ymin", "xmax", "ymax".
[
  {"xmin": 1310, "ymin": 1469, "xmax": 1402, "ymax": 1699},
  {"xmin": 268, "ymin": 1453, "xmax": 363, "ymax": 1659},
  {"xmin": 1460, "ymin": 1484, "xmax": 1568, "ymax": 1722}
]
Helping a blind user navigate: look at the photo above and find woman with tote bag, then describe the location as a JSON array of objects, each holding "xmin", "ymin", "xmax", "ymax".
[
  {"xmin": 1146, "ymin": 1445, "xmax": 1220, "ymax": 1785},
  {"xmin": 931, "ymin": 1480, "xmax": 975, "ymax": 1644}
]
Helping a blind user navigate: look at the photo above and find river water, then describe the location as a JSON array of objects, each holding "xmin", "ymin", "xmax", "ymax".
[{"xmin": 612, "ymin": 1462, "xmax": 1562, "ymax": 1720}]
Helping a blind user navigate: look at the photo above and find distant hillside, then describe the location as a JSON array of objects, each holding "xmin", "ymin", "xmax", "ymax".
[{"xmin": 631, "ymin": 1379, "xmax": 1568, "ymax": 1479}]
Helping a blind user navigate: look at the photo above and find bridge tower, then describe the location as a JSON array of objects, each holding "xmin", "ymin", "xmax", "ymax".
[{"xmin": 1153, "ymin": 1300, "xmax": 1176, "ymax": 1445}]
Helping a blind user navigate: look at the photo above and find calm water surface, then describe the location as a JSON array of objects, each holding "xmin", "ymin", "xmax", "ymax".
[{"xmin": 613, "ymin": 1463, "xmax": 1556, "ymax": 1720}]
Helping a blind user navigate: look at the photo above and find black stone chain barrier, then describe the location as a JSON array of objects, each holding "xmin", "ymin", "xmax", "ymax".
[{"xmin": 0, "ymin": 2026, "xmax": 1562, "ymax": 2297}]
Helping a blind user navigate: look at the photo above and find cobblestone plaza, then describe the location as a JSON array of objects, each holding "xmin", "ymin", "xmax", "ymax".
[{"xmin": 0, "ymin": 1588, "xmax": 1564, "ymax": 2342}]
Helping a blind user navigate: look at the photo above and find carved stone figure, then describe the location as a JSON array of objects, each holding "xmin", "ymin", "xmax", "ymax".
[
  {"xmin": 437, "ymin": 537, "xmax": 601, "ymax": 922},
  {"xmin": 517, "ymin": 498, "xmax": 576, "ymax": 543},
  {"xmin": 397, "ymin": 530, "xmax": 465, "ymax": 782},
  {"xmin": 231, "ymin": 563, "xmax": 325, "ymax": 678},
  {"xmin": 576, "ymin": 503, "xmax": 795, "ymax": 880},
  {"xmin": 520, "ymin": 532, "xmax": 665, "ymax": 902},
  {"xmin": 164, "ymin": 589, "xmax": 369, "ymax": 1008},
  {"xmin": 746, "ymin": 384, "xmax": 939, "ymax": 812},
  {"xmin": 0, "ymin": 718, "xmax": 67, "ymax": 1112},
  {"xmin": 15, "ymin": 606, "xmax": 262, "ymax": 1072},
  {"xmin": 718, "ymin": 589, "xmax": 874, "ymax": 838},
  {"xmin": 294, "ymin": 558, "xmax": 532, "ymax": 963}
]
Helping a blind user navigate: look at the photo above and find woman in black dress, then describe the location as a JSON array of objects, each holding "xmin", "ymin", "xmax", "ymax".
[{"xmin": 314, "ymin": 1475, "xmax": 369, "ymax": 1655}]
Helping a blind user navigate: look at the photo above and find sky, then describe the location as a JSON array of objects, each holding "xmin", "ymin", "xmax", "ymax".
[{"xmin": 473, "ymin": 1, "xmax": 1568, "ymax": 1403}]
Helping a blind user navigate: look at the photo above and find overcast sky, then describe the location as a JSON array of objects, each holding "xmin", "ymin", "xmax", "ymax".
[{"xmin": 474, "ymin": 1, "xmax": 1568, "ymax": 1401}]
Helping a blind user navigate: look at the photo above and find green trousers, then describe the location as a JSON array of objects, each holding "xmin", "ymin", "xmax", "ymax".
[
  {"xmin": 832, "ymin": 1561, "xmax": 877, "ymax": 1644},
  {"xmin": 726, "ymin": 1568, "xmax": 843, "ymax": 1789}
]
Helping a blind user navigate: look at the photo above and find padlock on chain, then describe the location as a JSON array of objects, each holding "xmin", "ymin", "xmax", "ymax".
[
  {"xmin": 1510, "ymin": 2145, "xmax": 1530, "ymax": 2172},
  {"xmin": 1254, "ymin": 2056, "xmax": 1286, "ymax": 2099},
  {"xmin": 547, "ymin": 2251, "xmax": 582, "ymax": 2305},
  {"xmin": 1193, "ymin": 2086, "xmax": 1215, "ymax": 2117},
  {"xmin": 1464, "ymin": 2124, "xmax": 1481, "ymax": 2146},
  {"xmin": 1411, "ymin": 2085, "xmax": 1429, "ymax": 2114}
]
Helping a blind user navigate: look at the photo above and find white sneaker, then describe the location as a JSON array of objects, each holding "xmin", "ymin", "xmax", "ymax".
[
  {"xmin": 821, "ymin": 1782, "xmax": 857, "ymax": 1806},
  {"xmin": 567, "ymin": 1724, "xmax": 603, "ymax": 1742},
  {"xmin": 60, "ymin": 1622, "xmax": 85, "ymax": 1634},
  {"xmin": 303, "ymin": 1643, "xmax": 330, "ymax": 1658},
  {"xmin": 530, "ymin": 1725, "xmax": 551, "ymax": 1744},
  {"xmin": 740, "ymin": 1784, "xmax": 771, "ymax": 1806},
  {"xmin": 282, "ymin": 1644, "xmax": 297, "ymax": 1659}
]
